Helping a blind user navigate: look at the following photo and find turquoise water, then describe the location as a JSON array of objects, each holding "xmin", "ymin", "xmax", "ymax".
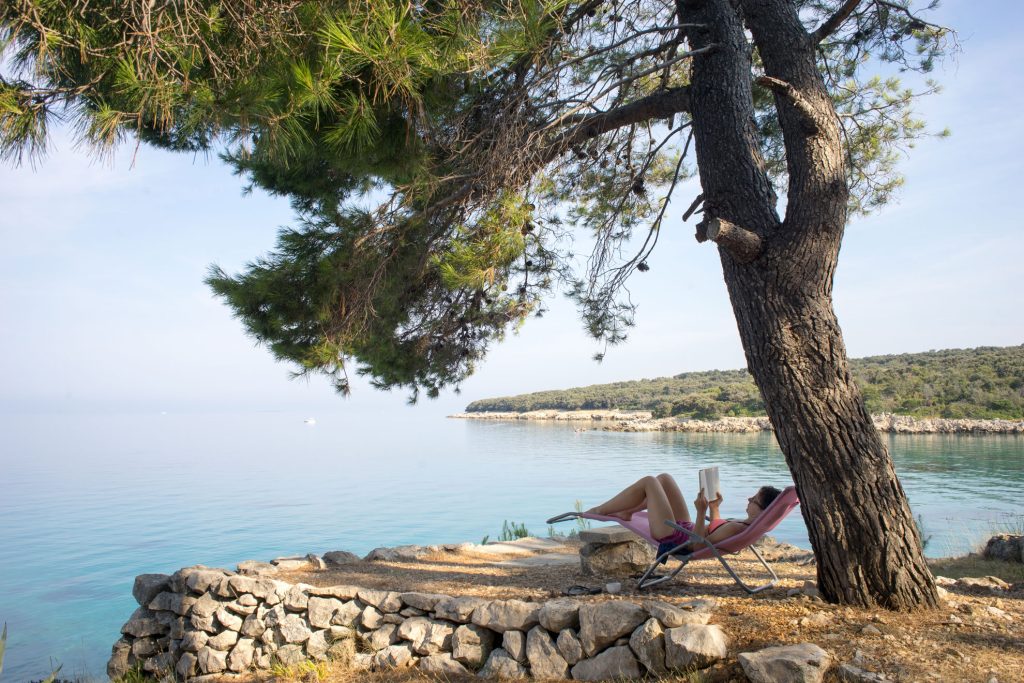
[{"xmin": 0, "ymin": 411, "xmax": 1021, "ymax": 681}]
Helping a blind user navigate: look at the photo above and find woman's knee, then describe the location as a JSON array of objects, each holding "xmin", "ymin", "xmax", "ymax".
[
  {"xmin": 638, "ymin": 475, "xmax": 658, "ymax": 488},
  {"xmin": 656, "ymin": 472, "xmax": 676, "ymax": 485}
]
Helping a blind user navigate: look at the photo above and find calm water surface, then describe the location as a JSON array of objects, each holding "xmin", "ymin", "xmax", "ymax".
[{"xmin": 0, "ymin": 410, "xmax": 1021, "ymax": 681}]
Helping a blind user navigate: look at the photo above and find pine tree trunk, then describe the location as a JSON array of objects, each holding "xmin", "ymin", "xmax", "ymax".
[{"xmin": 680, "ymin": 0, "xmax": 939, "ymax": 609}]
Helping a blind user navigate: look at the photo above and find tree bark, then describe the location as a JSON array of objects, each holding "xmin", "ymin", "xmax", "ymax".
[{"xmin": 681, "ymin": 0, "xmax": 938, "ymax": 609}]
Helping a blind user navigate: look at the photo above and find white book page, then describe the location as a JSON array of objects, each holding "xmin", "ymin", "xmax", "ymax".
[{"xmin": 698, "ymin": 467, "xmax": 721, "ymax": 501}]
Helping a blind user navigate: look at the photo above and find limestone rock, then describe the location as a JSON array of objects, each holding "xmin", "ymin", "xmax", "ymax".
[
  {"xmin": 133, "ymin": 574, "xmax": 170, "ymax": 607},
  {"xmin": 471, "ymin": 599, "xmax": 542, "ymax": 633},
  {"xmin": 308, "ymin": 584, "xmax": 360, "ymax": 600},
  {"xmin": 240, "ymin": 613, "xmax": 266, "ymax": 638},
  {"xmin": 306, "ymin": 552, "xmax": 326, "ymax": 570},
  {"xmin": 580, "ymin": 539, "xmax": 656, "ymax": 577},
  {"xmin": 237, "ymin": 594, "xmax": 258, "ymax": 607},
  {"xmin": 665, "ymin": 624, "xmax": 728, "ymax": 670},
  {"xmin": 478, "ymin": 648, "xmax": 528, "ymax": 679},
  {"xmin": 738, "ymin": 643, "xmax": 833, "ymax": 683},
  {"xmin": 451, "ymin": 623, "xmax": 496, "ymax": 667},
  {"xmin": 307, "ymin": 596, "xmax": 344, "ymax": 628},
  {"xmin": 361, "ymin": 605, "xmax": 385, "ymax": 630},
  {"xmin": 216, "ymin": 606, "xmax": 244, "ymax": 631},
  {"xmin": 359, "ymin": 588, "xmax": 403, "ymax": 613},
  {"xmin": 957, "ymin": 576, "xmax": 1010, "ymax": 591},
  {"xmin": 176, "ymin": 651, "xmax": 197, "ymax": 679},
  {"xmin": 168, "ymin": 565, "xmax": 211, "ymax": 593},
  {"xmin": 503, "ymin": 630, "xmax": 526, "ymax": 662},
  {"xmin": 539, "ymin": 599, "xmax": 581, "ymax": 632},
  {"xmin": 371, "ymin": 643, "xmax": 416, "ymax": 669},
  {"xmin": 557, "ymin": 629, "xmax": 584, "ymax": 665},
  {"xmin": 398, "ymin": 617, "xmax": 454, "ymax": 655},
  {"xmin": 107, "ymin": 638, "xmax": 133, "ymax": 680},
  {"xmin": 579, "ymin": 526, "xmax": 640, "ymax": 544},
  {"xmin": 983, "ymin": 534, "xmax": 1023, "ymax": 563},
  {"xmin": 186, "ymin": 569, "xmax": 231, "ymax": 595},
  {"xmin": 306, "ymin": 630, "xmax": 330, "ymax": 661},
  {"xmin": 400, "ymin": 592, "xmax": 448, "ymax": 611},
  {"xmin": 275, "ymin": 643, "xmax": 306, "ymax": 666},
  {"xmin": 197, "ymin": 646, "xmax": 228, "ymax": 674},
  {"xmin": 527, "ymin": 626, "xmax": 569, "ymax": 680},
  {"xmin": 645, "ymin": 599, "xmax": 711, "ymax": 627},
  {"xmin": 190, "ymin": 593, "xmax": 220, "ymax": 619},
  {"xmin": 122, "ymin": 608, "xmax": 167, "ymax": 638},
  {"xmin": 190, "ymin": 612, "xmax": 217, "ymax": 634},
  {"xmin": 571, "ymin": 645, "xmax": 642, "ymax": 681},
  {"xmin": 207, "ymin": 630, "xmax": 239, "ymax": 651},
  {"xmin": 332, "ymin": 600, "xmax": 363, "ymax": 627},
  {"xmin": 323, "ymin": 550, "xmax": 361, "ymax": 566},
  {"xmin": 227, "ymin": 638, "xmax": 255, "ymax": 672},
  {"xmin": 271, "ymin": 556, "xmax": 310, "ymax": 571},
  {"xmin": 838, "ymin": 663, "xmax": 889, "ymax": 682},
  {"xmin": 401, "ymin": 607, "xmax": 426, "ymax": 617},
  {"xmin": 345, "ymin": 652, "xmax": 371, "ymax": 671},
  {"xmin": 578, "ymin": 600, "xmax": 648, "ymax": 656},
  {"xmin": 283, "ymin": 585, "xmax": 311, "ymax": 611},
  {"xmin": 277, "ymin": 614, "xmax": 313, "ymax": 643},
  {"xmin": 224, "ymin": 600, "xmax": 256, "ymax": 616},
  {"xmin": 418, "ymin": 653, "xmax": 471, "ymax": 676},
  {"xmin": 236, "ymin": 560, "xmax": 277, "ymax": 576},
  {"xmin": 226, "ymin": 576, "xmax": 281, "ymax": 600},
  {"xmin": 434, "ymin": 595, "xmax": 488, "ymax": 623},
  {"xmin": 630, "ymin": 618, "xmax": 667, "ymax": 675},
  {"xmin": 364, "ymin": 545, "xmax": 433, "ymax": 562},
  {"xmin": 366, "ymin": 624, "xmax": 400, "ymax": 651},
  {"xmin": 131, "ymin": 637, "xmax": 157, "ymax": 658},
  {"xmin": 181, "ymin": 631, "xmax": 209, "ymax": 652},
  {"xmin": 142, "ymin": 651, "xmax": 175, "ymax": 675},
  {"xmin": 148, "ymin": 591, "xmax": 188, "ymax": 616}
]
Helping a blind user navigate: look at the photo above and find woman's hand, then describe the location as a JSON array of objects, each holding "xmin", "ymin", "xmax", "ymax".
[
  {"xmin": 709, "ymin": 492, "xmax": 723, "ymax": 510},
  {"xmin": 694, "ymin": 488, "xmax": 709, "ymax": 514}
]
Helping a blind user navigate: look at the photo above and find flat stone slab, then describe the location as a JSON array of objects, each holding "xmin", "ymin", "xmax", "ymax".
[
  {"xmin": 579, "ymin": 526, "xmax": 640, "ymax": 545},
  {"xmin": 471, "ymin": 538, "xmax": 567, "ymax": 556},
  {"xmin": 496, "ymin": 554, "xmax": 580, "ymax": 568}
]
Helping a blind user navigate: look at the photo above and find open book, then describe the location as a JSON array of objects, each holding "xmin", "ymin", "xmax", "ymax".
[{"xmin": 698, "ymin": 467, "xmax": 721, "ymax": 502}]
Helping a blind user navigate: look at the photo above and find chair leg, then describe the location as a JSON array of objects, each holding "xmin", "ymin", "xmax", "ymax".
[
  {"xmin": 637, "ymin": 554, "xmax": 691, "ymax": 590},
  {"xmin": 710, "ymin": 545, "xmax": 780, "ymax": 594}
]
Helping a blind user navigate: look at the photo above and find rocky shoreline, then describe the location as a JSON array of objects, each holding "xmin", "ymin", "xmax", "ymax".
[{"xmin": 449, "ymin": 410, "xmax": 1024, "ymax": 434}]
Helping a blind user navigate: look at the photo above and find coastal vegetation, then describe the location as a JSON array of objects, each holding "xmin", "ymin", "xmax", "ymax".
[{"xmin": 466, "ymin": 346, "xmax": 1024, "ymax": 420}]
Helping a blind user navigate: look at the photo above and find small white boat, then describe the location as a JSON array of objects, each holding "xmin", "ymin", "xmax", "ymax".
[{"xmin": 304, "ymin": 418, "xmax": 317, "ymax": 425}]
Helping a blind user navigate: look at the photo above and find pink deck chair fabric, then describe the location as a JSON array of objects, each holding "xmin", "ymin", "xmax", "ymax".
[{"xmin": 576, "ymin": 485, "xmax": 799, "ymax": 562}]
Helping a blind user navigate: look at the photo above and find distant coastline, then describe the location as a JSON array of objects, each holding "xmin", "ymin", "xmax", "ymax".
[{"xmin": 449, "ymin": 410, "xmax": 1024, "ymax": 434}]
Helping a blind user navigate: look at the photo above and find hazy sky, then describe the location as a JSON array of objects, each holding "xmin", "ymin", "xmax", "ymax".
[{"xmin": 0, "ymin": 0, "xmax": 1020, "ymax": 416}]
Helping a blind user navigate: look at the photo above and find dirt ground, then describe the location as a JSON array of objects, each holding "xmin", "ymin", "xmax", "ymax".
[{"xmin": 259, "ymin": 538, "xmax": 1024, "ymax": 683}]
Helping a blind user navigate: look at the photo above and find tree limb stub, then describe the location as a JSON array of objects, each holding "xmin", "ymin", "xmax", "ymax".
[
  {"xmin": 756, "ymin": 76, "xmax": 821, "ymax": 134},
  {"xmin": 705, "ymin": 217, "xmax": 762, "ymax": 263}
]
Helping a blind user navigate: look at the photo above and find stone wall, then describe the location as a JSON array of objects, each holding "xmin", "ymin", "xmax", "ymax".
[{"xmin": 110, "ymin": 562, "xmax": 733, "ymax": 681}]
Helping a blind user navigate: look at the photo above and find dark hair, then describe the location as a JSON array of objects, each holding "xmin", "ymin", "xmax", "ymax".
[{"xmin": 756, "ymin": 486, "xmax": 782, "ymax": 509}]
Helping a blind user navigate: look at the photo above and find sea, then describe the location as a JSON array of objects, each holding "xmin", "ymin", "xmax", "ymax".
[{"xmin": 0, "ymin": 409, "xmax": 1021, "ymax": 681}]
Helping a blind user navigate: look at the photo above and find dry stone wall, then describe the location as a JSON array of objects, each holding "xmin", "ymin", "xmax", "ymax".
[{"xmin": 110, "ymin": 563, "xmax": 731, "ymax": 681}]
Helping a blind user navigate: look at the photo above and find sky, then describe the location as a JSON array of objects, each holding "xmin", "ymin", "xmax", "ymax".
[{"xmin": 0, "ymin": 0, "xmax": 1020, "ymax": 417}]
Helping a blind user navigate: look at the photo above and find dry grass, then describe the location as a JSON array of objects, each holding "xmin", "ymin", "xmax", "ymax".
[
  {"xmin": 929, "ymin": 555, "xmax": 1024, "ymax": 584},
  {"xmin": 254, "ymin": 540, "xmax": 1024, "ymax": 683}
]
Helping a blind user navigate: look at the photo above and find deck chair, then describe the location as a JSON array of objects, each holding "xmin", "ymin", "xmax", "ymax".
[{"xmin": 547, "ymin": 486, "xmax": 799, "ymax": 592}]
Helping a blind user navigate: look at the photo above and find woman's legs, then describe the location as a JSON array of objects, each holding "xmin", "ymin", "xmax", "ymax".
[
  {"xmin": 587, "ymin": 475, "xmax": 680, "ymax": 539},
  {"xmin": 656, "ymin": 473, "xmax": 691, "ymax": 523}
]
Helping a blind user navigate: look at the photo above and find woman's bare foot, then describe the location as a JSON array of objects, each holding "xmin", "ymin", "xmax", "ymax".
[{"xmin": 585, "ymin": 507, "xmax": 632, "ymax": 521}]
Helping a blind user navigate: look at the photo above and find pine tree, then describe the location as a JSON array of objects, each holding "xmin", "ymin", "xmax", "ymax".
[{"xmin": 1, "ymin": 0, "xmax": 954, "ymax": 609}]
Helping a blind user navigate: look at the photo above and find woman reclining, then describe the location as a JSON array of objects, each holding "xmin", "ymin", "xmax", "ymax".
[{"xmin": 585, "ymin": 473, "xmax": 782, "ymax": 557}]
